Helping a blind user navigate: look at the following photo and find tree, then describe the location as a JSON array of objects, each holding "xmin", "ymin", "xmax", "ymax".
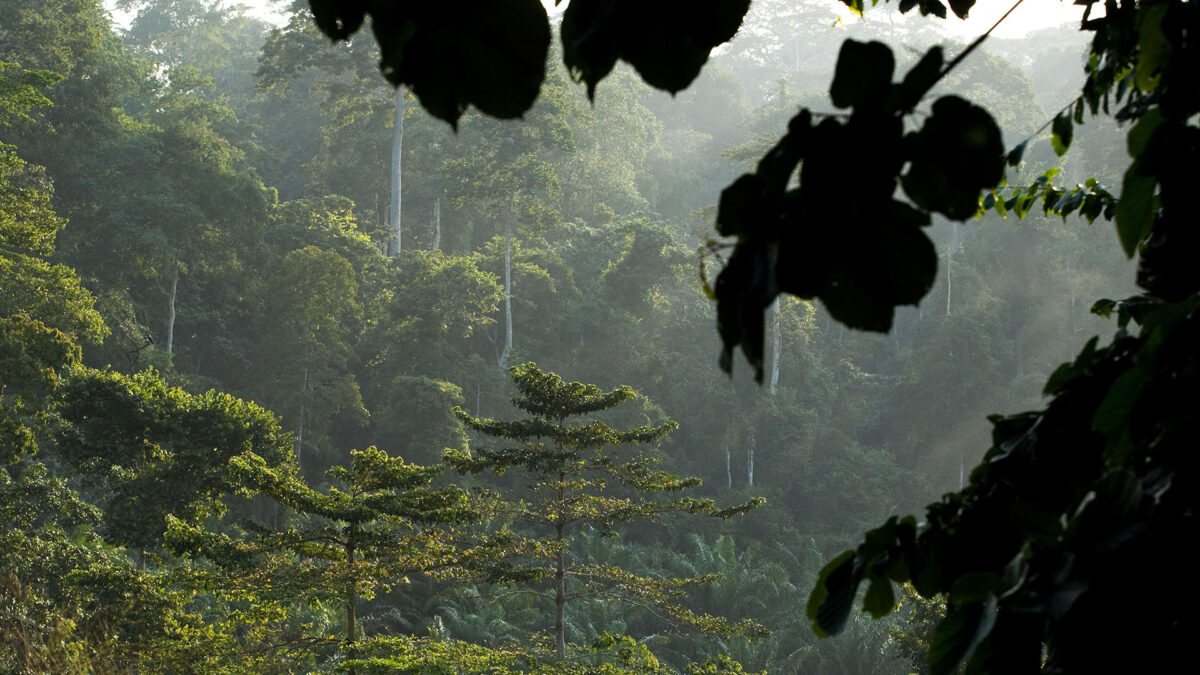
[
  {"xmin": 54, "ymin": 367, "xmax": 293, "ymax": 553},
  {"xmin": 1, "ymin": 66, "xmax": 276, "ymax": 671},
  {"xmin": 165, "ymin": 445, "xmax": 547, "ymax": 672},
  {"xmin": 446, "ymin": 363, "xmax": 765, "ymax": 660},
  {"xmin": 258, "ymin": 3, "xmax": 416, "ymax": 253}
]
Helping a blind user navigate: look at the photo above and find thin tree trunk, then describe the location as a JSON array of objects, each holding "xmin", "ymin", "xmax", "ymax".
[
  {"xmin": 388, "ymin": 88, "xmax": 405, "ymax": 256},
  {"xmin": 346, "ymin": 533, "xmax": 358, "ymax": 675},
  {"xmin": 946, "ymin": 222, "xmax": 959, "ymax": 316},
  {"xmin": 499, "ymin": 216, "xmax": 513, "ymax": 368},
  {"xmin": 431, "ymin": 197, "xmax": 441, "ymax": 251},
  {"xmin": 747, "ymin": 431, "xmax": 755, "ymax": 486},
  {"xmin": 555, "ymin": 472, "xmax": 566, "ymax": 660},
  {"xmin": 946, "ymin": 255, "xmax": 952, "ymax": 315},
  {"xmin": 165, "ymin": 263, "xmax": 179, "ymax": 354},
  {"xmin": 297, "ymin": 367, "xmax": 307, "ymax": 465},
  {"xmin": 769, "ymin": 298, "xmax": 781, "ymax": 395},
  {"xmin": 726, "ymin": 447, "xmax": 732, "ymax": 489}
]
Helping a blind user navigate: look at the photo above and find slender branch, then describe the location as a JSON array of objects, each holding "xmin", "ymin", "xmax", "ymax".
[
  {"xmin": 483, "ymin": 587, "xmax": 555, "ymax": 603},
  {"xmin": 939, "ymin": 0, "xmax": 1029, "ymax": 82},
  {"xmin": 1002, "ymin": 96, "xmax": 1084, "ymax": 162}
]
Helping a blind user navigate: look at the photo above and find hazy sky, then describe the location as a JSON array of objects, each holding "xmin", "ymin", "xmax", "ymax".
[
  {"xmin": 850, "ymin": 0, "xmax": 1088, "ymax": 39},
  {"xmin": 108, "ymin": 0, "xmax": 1087, "ymax": 39}
]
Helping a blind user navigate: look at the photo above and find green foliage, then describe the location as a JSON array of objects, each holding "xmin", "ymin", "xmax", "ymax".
[
  {"xmin": 166, "ymin": 444, "xmax": 546, "ymax": 668},
  {"xmin": 822, "ymin": 0, "xmax": 1194, "ymax": 666},
  {"xmin": 55, "ymin": 368, "xmax": 292, "ymax": 550},
  {"xmin": 980, "ymin": 169, "xmax": 1117, "ymax": 224},
  {"xmin": 0, "ymin": 61, "xmax": 60, "ymax": 128},
  {"xmin": 4, "ymin": 0, "xmax": 1188, "ymax": 671},
  {"xmin": 448, "ymin": 363, "xmax": 764, "ymax": 657}
]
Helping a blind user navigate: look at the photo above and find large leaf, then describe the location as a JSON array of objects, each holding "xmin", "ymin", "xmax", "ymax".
[
  {"xmin": 892, "ymin": 46, "xmax": 944, "ymax": 113},
  {"xmin": 830, "ymin": 40, "xmax": 895, "ymax": 110},
  {"xmin": 928, "ymin": 602, "xmax": 984, "ymax": 675},
  {"xmin": 1115, "ymin": 163, "xmax": 1156, "ymax": 257},
  {"xmin": 863, "ymin": 576, "xmax": 896, "ymax": 619},
  {"xmin": 902, "ymin": 96, "xmax": 1005, "ymax": 220},
  {"xmin": 1135, "ymin": 3, "xmax": 1170, "ymax": 92},
  {"xmin": 310, "ymin": 0, "xmax": 551, "ymax": 127},
  {"xmin": 947, "ymin": 0, "xmax": 976, "ymax": 20},
  {"xmin": 1051, "ymin": 112, "xmax": 1073, "ymax": 156},
  {"xmin": 561, "ymin": 0, "xmax": 750, "ymax": 99},
  {"xmin": 813, "ymin": 211, "xmax": 937, "ymax": 331},
  {"xmin": 807, "ymin": 550, "xmax": 859, "ymax": 637}
]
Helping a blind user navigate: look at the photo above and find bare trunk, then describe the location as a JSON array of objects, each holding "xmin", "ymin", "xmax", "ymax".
[
  {"xmin": 946, "ymin": 222, "xmax": 960, "ymax": 316},
  {"xmin": 555, "ymin": 472, "xmax": 566, "ymax": 660},
  {"xmin": 388, "ymin": 88, "xmax": 405, "ymax": 256},
  {"xmin": 498, "ymin": 217, "xmax": 513, "ymax": 368},
  {"xmin": 945, "ymin": 253, "xmax": 953, "ymax": 316},
  {"xmin": 726, "ymin": 447, "xmax": 732, "ymax": 489},
  {"xmin": 297, "ymin": 367, "xmax": 307, "ymax": 464},
  {"xmin": 747, "ymin": 432, "xmax": 755, "ymax": 486},
  {"xmin": 345, "ymin": 531, "xmax": 358, "ymax": 675},
  {"xmin": 165, "ymin": 264, "xmax": 179, "ymax": 354},
  {"xmin": 769, "ymin": 298, "xmax": 781, "ymax": 395},
  {"xmin": 431, "ymin": 197, "xmax": 441, "ymax": 251}
]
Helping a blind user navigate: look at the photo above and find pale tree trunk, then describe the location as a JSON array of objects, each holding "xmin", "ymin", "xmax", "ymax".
[
  {"xmin": 769, "ymin": 298, "xmax": 781, "ymax": 395},
  {"xmin": 555, "ymin": 477, "xmax": 566, "ymax": 660},
  {"xmin": 388, "ymin": 88, "xmax": 406, "ymax": 256},
  {"xmin": 498, "ymin": 215, "xmax": 513, "ymax": 368},
  {"xmin": 747, "ymin": 431, "xmax": 755, "ymax": 486},
  {"xmin": 946, "ymin": 222, "xmax": 960, "ymax": 316},
  {"xmin": 345, "ymin": 528, "xmax": 358, "ymax": 675},
  {"xmin": 296, "ymin": 367, "xmax": 307, "ymax": 464},
  {"xmin": 165, "ymin": 262, "xmax": 179, "ymax": 355},
  {"xmin": 726, "ymin": 447, "xmax": 732, "ymax": 489},
  {"xmin": 945, "ymin": 257, "xmax": 952, "ymax": 315},
  {"xmin": 431, "ymin": 197, "xmax": 441, "ymax": 251}
]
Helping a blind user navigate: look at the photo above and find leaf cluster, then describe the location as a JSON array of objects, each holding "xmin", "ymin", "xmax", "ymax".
[{"xmin": 712, "ymin": 39, "xmax": 1004, "ymax": 380}]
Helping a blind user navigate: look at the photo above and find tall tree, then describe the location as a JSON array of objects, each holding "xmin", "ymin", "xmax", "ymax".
[
  {"xmin": 447, "ymin": 363, "xmax": 765, "ymax": 660},
  {"xmin": 166, "ymin": 445, "xmax": 546, "ymax": 671}
]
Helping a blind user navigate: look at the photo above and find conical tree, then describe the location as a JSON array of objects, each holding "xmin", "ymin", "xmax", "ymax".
[
  {"xmin": 166, "ymin": 446, "xmax": 543, "ymax": 671},
  {"xmin": 446, "ymin": 362, "xmax": 766, "ymax": 660}
]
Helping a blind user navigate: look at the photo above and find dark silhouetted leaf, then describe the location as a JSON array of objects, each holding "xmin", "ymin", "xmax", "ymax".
[
  {"xmin": 1051, "ymin": 112, "xmax": 1073, "ymax": 156},
  {"xmin": 819, "ymin": 216, "xmax": 936, "ymax": 331},
  {"xmin": 715, "ymin": 240, "xmax": 773, "ymax": 380},
  {"xmin": 1135, "ymin": 3, "xmax": 1170, "ymax": 92},
  {"xmin": 948, "ymin": 0, "xmax": 975, "ymax": 19},
  {"xmin": 902, "ymin": 96, "xmax": 1005, "ymax": 219},
  {"xmin": 356, "ymin": 1, "xmax": 552, "ymax": 127},
  {"xmin": 893, "ymin": 46, "xmax": 944, "ymax": 113},
  {"xmin": 308, "ymin": 0, "xmax": 366, "ymax": 40},
  {"xmin": 562, "ymin": 0, "xmax": 750, "ymax": 99},
  {"xmin": 716, "ymin": 174, "xmax": 766, "ymax": 238},
  {"xmin": 807, "ymin": 550, "xmax": 858, "ymax": 637},
  {"xmin": 916, "ymin": 0, "xmax": 949, "ymax": 18},
  {"xmin": 1115, "ymin": 163, "xmax": 1156, "ymax": 256},
  {"xmin": 830, "ymin": 40, "xmax": 895, "ymax": 110},
  {"xmin": 1006, "ymin": 140, "xmax": 1027, "ymax": 167},
  {"xmin": 863, "ymin": 576, "xmax": 896, "ymax": 618},
  {"xmin": 929, "ymin": 602, "xmax": 983, "ymax": 675}
]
